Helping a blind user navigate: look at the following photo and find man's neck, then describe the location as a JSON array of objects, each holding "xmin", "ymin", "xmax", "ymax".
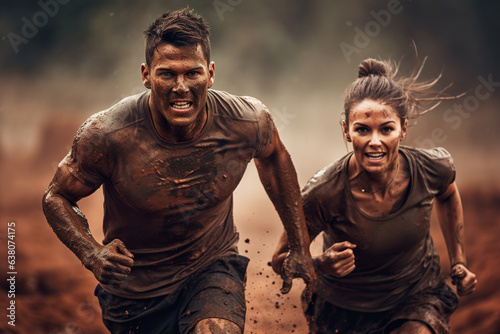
[{"xmin": 149, "ymin": 103, "xmax": 208, "ymax": 143}]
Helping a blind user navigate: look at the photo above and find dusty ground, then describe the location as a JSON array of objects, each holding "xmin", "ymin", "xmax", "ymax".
[{"xmin": 1, "ymin": 119, "xmax": 499, "ymax": 334}]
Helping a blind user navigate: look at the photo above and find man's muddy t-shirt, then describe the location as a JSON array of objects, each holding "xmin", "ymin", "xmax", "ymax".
[
  {"xmin": 302, "ymin": 146, "xmax": 455, "ymax": 312},
  {"xmin": 64, "ymin": 89, "xmax": 273, "ymax": 298}
]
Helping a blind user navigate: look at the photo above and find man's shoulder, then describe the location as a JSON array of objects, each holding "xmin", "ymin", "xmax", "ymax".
[
  {"xmin": 208, "ymin": 89, "xmax": 268, "ymax": 121},
  {"xmin": 81, "ymin": 91, "xmax": 149, "ymax": 136}
]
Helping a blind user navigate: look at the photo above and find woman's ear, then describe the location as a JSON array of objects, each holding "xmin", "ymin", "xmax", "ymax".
[
  {"xmin": 342, "ymin": 120, "xmax": 352, "ymax": 142},
  {"xmin": 400, "ymin": 119, "xmax": 408, "ymax": 141}
]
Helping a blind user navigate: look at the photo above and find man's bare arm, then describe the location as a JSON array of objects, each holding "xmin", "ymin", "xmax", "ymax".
[
  {"xmin": 254, "ymin": 126, "xmax": 316, "ymax": 293},
  {"xmin": 42, "ymin": 160, "xmax": 134, "ymax": 285}
]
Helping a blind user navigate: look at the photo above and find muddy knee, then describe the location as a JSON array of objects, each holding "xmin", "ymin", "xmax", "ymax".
[{"xmin": 192, "ymin": 318, "xmax": 242, "ymax": 334}]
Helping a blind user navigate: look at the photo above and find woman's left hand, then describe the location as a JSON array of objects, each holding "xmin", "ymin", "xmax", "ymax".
[{"xmin": 450, "ymin": 263, "xmax": 477, "ymax": 296}]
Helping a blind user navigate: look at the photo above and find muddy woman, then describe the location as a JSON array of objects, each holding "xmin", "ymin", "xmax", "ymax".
[
  {"xmin": 272, "ymin": 58, "xmax": 477, "ymax": 334},
  {"xmin": 42, "ymin": 8, "xmax": 315, "ymax": 334}
]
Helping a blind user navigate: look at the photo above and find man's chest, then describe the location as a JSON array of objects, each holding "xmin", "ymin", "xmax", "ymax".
[{"xmin": 108, "ymin": 140, "xmax": 253, "ymax": 213}]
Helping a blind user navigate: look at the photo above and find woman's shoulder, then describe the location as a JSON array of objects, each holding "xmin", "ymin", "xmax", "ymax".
[
  {"xmin": 401, "ymin": 145, "xmax": 453, "ymax": 161},
  {"xmin": 401, "ymin": 146, "xmax": 456, "ymax": 194},
  {"xmin": 401, "ymin": 145, "xmax": 454, "ymax": 172}
]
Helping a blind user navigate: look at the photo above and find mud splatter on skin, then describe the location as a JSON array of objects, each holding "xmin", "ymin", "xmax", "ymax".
[
  {"xmin": 144, "ymin": 44, "xmax": 214, "ymax": 143},
  {"xmin": 195, "ymin": 318, "xmax": 241, "ymax": 334},
  {"xmin": 343, "ymin": 100, "xmax": 409, "ymax": 218},
  {"xmin": 254, "ymin": 122, "xmax": 316, "ymax": 290}
]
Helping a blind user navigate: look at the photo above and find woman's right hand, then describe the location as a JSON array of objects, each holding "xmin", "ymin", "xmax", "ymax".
[
  {"xmin": 451, "ymin": 263, "xmax": 477, "ymax": 296},
  {"xmin": 314, "ymin": 241, "xmax": 356, "ymax": 277}
]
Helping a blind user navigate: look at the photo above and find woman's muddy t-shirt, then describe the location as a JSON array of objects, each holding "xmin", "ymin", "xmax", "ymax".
[
  {"xmin": 63, "ymin": 89, "xmax": 273, "ymax": 298},
  {"xmin": 302, "ymin": 146, "xmax": 456, "ymax": 312}
]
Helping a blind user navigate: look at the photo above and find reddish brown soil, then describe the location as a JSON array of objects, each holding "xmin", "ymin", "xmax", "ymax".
[{"xmin": 1, "ymin": 119, "xmax": 499, "ymax": 333}]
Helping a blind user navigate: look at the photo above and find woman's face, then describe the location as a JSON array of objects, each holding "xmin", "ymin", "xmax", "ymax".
[{"xmin": 343, "ymin": 99, "xmax": 407, "ymax": 174}]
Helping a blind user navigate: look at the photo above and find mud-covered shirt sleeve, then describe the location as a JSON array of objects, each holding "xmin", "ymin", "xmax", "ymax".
[
  {"xmin": 64, "ymin": 113, "xmax": 109, "ymax": 188},
  {"xmin": 301, "ymin": 169, "xmax": 330, "ymax": 236},
  {"xmin": 417, "ymin": 147, "xmax": 456, "ymax": 197},
  {"xmin": 241, "ymin": 96, "xmax": 275, "ymax": 155}
]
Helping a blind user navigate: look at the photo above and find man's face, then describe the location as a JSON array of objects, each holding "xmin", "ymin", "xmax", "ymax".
[{"xmin": 141, "ymin": 43, "xmax": 215, "ymax": 129}]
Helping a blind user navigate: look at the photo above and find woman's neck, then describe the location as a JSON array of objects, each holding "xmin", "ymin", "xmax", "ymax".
[{"xmin": 351, "ymin": 154, "xmax": 400, "ymax": 195}]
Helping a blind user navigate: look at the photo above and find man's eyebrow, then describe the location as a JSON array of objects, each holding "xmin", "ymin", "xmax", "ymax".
[{"xmin": 155, "ymin": 65, "xmax": 204, "ymax": 72}]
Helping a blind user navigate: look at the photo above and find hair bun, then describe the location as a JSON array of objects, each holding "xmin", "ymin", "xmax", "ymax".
[{"xmin": 358, "ymin": 58, "xmax": 391, "ymax": 78}]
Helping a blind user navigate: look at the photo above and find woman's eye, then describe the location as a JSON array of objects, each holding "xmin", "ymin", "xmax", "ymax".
[
  {"xmin": 355, "ymin": 127, "xmax": 368, "ymax": 133},
  {"xmin": 382, "ymin": 127, "xmax": 394, "ymax": 133}
]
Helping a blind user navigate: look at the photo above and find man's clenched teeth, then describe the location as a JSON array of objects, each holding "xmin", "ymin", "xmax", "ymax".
[{"xmin": 170, "ymin": 102, "xmax": 192, "ymax": 109}]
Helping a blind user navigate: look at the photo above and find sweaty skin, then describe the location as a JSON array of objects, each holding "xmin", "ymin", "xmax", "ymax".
[
  {"xmin": 141, "ymin": 43, "xmax": 213, "ymax": 142},
  {"xmin": 254, "ymin": 123, "xmax": 316, "ymax": 294},
  {"xmin": 435, "ymin": 183, "xmax": 477, "ymax": 296},
  {"xmin": 42, "ymin": 165, "xmax": 134, "ymax": 285},
  {"xmin": 345, "ymin": 99, "xmax": 409, "ymax": 217}
]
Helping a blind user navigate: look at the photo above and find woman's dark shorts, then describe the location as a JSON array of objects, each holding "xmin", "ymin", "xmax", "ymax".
[
  {"xmin": 95, "ymin": 254, "xmax": 249, "ymax": 334},
  {"xmin": 303, "ymin": 283, "xmax": 458, "ymax": 334}
]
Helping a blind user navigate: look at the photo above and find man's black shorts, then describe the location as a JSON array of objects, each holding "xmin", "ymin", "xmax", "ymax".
[{"xmin": 95, "ymin": 254, "xmax": 249, "ymax": 334}]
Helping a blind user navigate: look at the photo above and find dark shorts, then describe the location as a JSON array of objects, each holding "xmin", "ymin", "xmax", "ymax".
[
  {"xmin": 303, "ymin": 283, "xmax": 458, "ymax": 334},
  {"xmin": 95, "ymin": 254, "xmax": 249, "ymax": 334}
]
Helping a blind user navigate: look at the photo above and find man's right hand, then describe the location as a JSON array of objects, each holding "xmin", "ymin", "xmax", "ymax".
[
  {"xmin": 84, "ymin": 239, "xmax": 134, "ymax": 285},
  {"xmin": 280, "ymin": 249, "xmax": 317, "ymax": 295}
]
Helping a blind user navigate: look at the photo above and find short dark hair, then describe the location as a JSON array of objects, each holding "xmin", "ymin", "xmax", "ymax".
[{"xmin": 144, "ymin": 8, "xmax": 211, "ymax": 68}]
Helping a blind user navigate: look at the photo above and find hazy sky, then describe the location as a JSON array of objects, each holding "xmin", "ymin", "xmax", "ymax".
[{"xmin": 1, "ymin": 0, "xmax": 499, "ymax": 183}]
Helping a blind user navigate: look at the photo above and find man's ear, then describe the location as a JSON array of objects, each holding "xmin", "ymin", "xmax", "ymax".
[
  {"xmin": 208, "ymin": 61, "xmax": 215, "ymax": 88},
  {"xmin": 141, "ymin": 63, "xmax": 151, "ymax": 89},
  {"xmin": 342, "ymin": 120, "xmax": 352, "ymax": 142}
]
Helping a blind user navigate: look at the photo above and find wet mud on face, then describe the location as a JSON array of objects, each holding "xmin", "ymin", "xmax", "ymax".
[{"xmin": 1, "ymin": 120, "xmax": 500, "ymax": 333}]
